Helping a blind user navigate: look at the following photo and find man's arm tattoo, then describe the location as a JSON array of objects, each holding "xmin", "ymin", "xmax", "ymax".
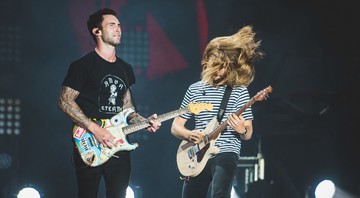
[
  {"xmin": 122, "ymin": 89, "xmax": 134, "ymax": 110},
  {"xmin": 58, "ymin": 86, "xmax": 92, "ymax": 128},
  {"xmin": 122, "ymin": 89, "xmax": 146, "ymax": 124}
]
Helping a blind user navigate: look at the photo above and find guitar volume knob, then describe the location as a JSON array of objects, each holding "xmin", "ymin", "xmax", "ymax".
[{"xmin": 110, "ymin": 116, "xmax": 121, "ymax": 126}]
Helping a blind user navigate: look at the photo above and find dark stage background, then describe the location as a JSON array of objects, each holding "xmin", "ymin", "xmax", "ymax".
[{"xmin": 0, "ymin": 0, "xmax": 359, "ymax": 197}]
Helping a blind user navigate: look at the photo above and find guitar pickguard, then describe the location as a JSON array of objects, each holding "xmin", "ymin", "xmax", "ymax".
[{"xmin": 73, "ymin": 108, "xmax": 138, "ymax": 167}]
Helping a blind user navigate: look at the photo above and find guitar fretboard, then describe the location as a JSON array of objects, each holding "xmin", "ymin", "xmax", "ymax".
[
  {"xmin": 208, "ymin": 97, "xmax": 255, "ymax": 140},
  {"xmin": 122, "ymin": 108, "xmax": 189, "ymax": 135}
]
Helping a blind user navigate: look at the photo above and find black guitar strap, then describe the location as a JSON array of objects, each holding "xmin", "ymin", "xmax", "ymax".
[{"xmin": 217, "ymin": 86, "xmax": 232, "ymax": 122}]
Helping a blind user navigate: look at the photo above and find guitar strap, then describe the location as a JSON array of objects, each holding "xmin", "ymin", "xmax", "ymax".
[{"xmin": 217, "ymin": 86, "xmax": 232, "ymax": 122}]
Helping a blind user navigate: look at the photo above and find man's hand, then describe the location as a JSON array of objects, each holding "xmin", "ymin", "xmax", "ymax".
[
  {"xmin": 146, "ymin": 114, "xmax": 161, "ymax": 133},
  {"xmin": 228, "ymin": 113, "xmax": 246, "ymax": 135},
  {"xmin": 88, "ymin": 122, "xmax": 117, "ymax": 149},
  {"xmin": 188, "ymin": 130, "xmax": 205, "ymax": 144}
]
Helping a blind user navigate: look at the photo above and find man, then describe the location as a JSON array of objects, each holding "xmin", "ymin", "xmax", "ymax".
[
  {"xmin": 58, "ymin": 8, "xmax": 161, "ymax": 198},
  {"xmin": 171, "ymin": 26, "xmax": 263, "ymax": 198}
]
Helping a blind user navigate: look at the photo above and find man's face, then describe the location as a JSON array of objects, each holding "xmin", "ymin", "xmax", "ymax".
[
  {"xmin": 212, "ymin": 66, "xmax": 227, "ymax": 85},
  {"xmin": 100, "ymin": 15, "xmax": 122, "ymax": 46}
]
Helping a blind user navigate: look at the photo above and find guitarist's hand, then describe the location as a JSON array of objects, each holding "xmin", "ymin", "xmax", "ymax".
[
  {"xmin": 146, "ymin": 114, "xmax": 161, "ymax": 133},
  {"xmin": 88, "ymin": 122, "xmax": 116, "ymax": 149},
  {"xmin": 189, "ymin": 130, "xmax": 205, "ymax": 144},
  {"xmin": 228, "ymin": 113, "xmax": 246, "ymax": 134}
]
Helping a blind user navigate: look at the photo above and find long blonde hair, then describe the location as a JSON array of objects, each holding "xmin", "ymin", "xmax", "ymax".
[{"xmin": 201, "ymin": 25, "xmax": 263, "ymax": 87}]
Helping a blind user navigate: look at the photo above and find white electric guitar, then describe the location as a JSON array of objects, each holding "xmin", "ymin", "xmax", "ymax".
[
  {"xmin": 73, "ymin": 102, "xmax": 213, "ymax": 167},
  {"xmin": 176, "ymin": 86, "xmax": 273, "ymax": 177}
]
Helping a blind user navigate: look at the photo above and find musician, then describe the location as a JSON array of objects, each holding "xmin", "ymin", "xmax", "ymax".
[
  {"xmin": 58, "ymin": 8, "xmax": 161, "ymax": 198},
  {"xmin": 171, "ymin": 26, "xmax": 263, "ymax": 198}
]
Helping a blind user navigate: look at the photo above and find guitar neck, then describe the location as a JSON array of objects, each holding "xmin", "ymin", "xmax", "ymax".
[
  {"xmin": 208, "ymin": 97, "xmax": 256, "ymax": 140},
  {"xmin": 122, "ymin": 108, "xmax": 188, "ymax": 135}
]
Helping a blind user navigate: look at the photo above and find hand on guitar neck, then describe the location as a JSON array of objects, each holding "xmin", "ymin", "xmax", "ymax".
[
  {"xmin": 127, "ymin": 113, "xmax": 161, "ymax": 133},
  {"xmin": 227, "ymin": 113, "xmax": 252, "ymax": 140}
]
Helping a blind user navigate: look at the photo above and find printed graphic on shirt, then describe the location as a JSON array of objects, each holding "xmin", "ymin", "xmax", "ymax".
[{"xmin": 99, "ymin": 74, "xmax": 127, "ymax": 114}]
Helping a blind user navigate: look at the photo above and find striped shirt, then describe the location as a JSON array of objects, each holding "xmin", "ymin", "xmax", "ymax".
[{"xmin": 180, "ymin": 81, "xmax": 253, "ymax": 155}]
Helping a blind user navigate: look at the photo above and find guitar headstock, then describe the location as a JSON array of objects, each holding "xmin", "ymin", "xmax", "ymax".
[
  {"xmin": 188, "ymin": 102, "xmax": 213, "ymax": 115},
  {"xmin": 254, "ymin": 85, "xmax": 273, "ymax": 102}
]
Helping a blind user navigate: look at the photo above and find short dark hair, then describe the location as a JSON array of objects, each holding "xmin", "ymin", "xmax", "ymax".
[{"xmin": 87, "ymin": 8, "xmax": 117, "ymax": 41}]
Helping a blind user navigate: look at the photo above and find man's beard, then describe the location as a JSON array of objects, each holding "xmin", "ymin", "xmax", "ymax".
[
  {"xmin": 104, "ymin": 35, "xmax": 121, "ymax": 46},
  {"xmin": 109, "ymin": 39, "xmax": 121, "ymax": 46}
]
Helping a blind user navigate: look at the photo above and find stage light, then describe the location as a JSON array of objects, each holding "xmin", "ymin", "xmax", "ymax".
[
  {"xmin": 126, "ymin": 186, "xmax": 135, "ymax": 198},
  {"xmin": 17, "ymin": 187, "xmax": 41, "ymax": 198},
  {"xmin": 0, "ymin": 98, "xmax": 21, "ymax": 136},
  {"xmin": 315, "ymin": 180, "xmax": 335, "ymax": 198},
  {"xmin": 231, "ymin": 186, "xmax": 240, "ymax": 198},
  {"xmin": 307, "ymin": 179, "xmax": 359, "ymax": 198}
]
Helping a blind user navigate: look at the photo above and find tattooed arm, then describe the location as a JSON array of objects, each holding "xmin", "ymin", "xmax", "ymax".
[
  {"xmin": 123, "ymin": 89, "xmax": 161, "ymax": 132},
  {"xmin": 58, "ymin": 86, "xmax": 116, "ymax": 148},
  {"xmin": 58, "ymin": 86, "xmax": 91, "ymax": 128},
  {"xmin": 122, "ymin": 89, "xmax": 144, "ymax": 124},
  {"xmin": 122, "ymin": 88, "xmax": 136, "ymax": 110}
]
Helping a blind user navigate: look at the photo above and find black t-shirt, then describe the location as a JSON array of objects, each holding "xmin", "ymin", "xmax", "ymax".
[{"xmin": 62, "ymin": 51, "xmax": 135, "ymax": 119}]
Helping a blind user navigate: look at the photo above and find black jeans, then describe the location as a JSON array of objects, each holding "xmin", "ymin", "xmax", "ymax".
[
  {"xmin": 182, "ymin": 152, "xmax": 239, "ymax": 198},
  {"xmin": 73, "ymin": 148, "xmax": 131, "ymax": 198}
]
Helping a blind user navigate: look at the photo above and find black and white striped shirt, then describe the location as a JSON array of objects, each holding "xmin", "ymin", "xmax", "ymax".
[{"xmin": 180, "ymin": 81, "xmax": 253, "ymax": 155}]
